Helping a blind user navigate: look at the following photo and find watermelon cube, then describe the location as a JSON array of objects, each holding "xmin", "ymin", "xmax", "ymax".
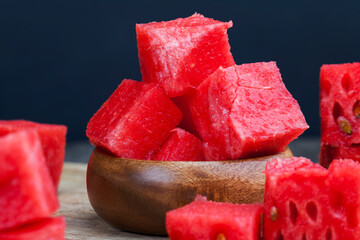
[
  {"xmin": 154, "ymin": 128, "xmax": 203, "ymax": 161},
  {"xmin": 166, "ymin": 196, "xmax": 263, "ymax": 240},
  {"xmin": 327, "ymin": 159, "xmax": 360, "ymax": 239},
  {"xmin": 264, "ymin": 157, "xmax": 360, "ymax": 240},
  {"xmin": 0, "ymin": 130, "xmax": 59, "ymax": 231},
  {"xmin": 136, "ymin": 13, "xmax": 235, "ymax": 97},
  {"xmin": 320, "ymin": 62, "xmax": 360, "ymax": 166},
  {"xmin": 86, "ymin": 79, "xmax": 182, "ymax": 159},
  {"xmin": 191, "ymin": 62, "xmax": 308, "ymax": 160},
  {"xmin": 0, "ymin": 120, "xmax": 67, "ymax": 190},
  {"xmin": 0, "ymin": 217, "xmax": 65, "ymax": 240}
]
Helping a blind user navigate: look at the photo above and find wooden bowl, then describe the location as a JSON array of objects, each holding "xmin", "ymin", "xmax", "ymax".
[{"xmin": 86, "ymin": 147, "xmax": 292, "ymax": 236}]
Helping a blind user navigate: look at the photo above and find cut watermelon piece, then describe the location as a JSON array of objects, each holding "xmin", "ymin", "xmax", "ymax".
[
  {"xmin": 86, "ymin": 79, "xmax": 182, "ymax": 159},
  {"xmin": 320, "ymin": 62, "xmax": 360, "ymax": 166},
  {"xmin": 154, "ymin": 128, "xmax": 203, "ymax": 161},
  {"xmin": 327, "ymin": 159, "xmax": 360, "ymax": 239},
  {"xmin": 320, "ymin": 143, "xmax": 360, "ymax": 168},
  {"xmin": 191, "ymin": 62, "xmax": 308, "ymax": 160},
  {"xmin": 264, "ymin": 157, "xmax": 360, "ymax": 240},
  {"xmin": 166, "ymin": 196, "xmax": 263, "ymax": 240},
  {"xmin": 0, "ymin": 120, "xmax": 67, "ymax": 190},
  {"xmin": 0, "ymin": 217, "xmax": 65, "ymax": 240},
  {"xmin": 0, "ymin": 130, "xmax": 59, "ymax": 231},
  {"xmin": 136, "ymin": 13, "xmax": 235, "ymax": 97}
]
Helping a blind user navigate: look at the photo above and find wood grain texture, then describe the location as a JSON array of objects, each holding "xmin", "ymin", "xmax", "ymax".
[
  {"xmin": 57, "ymin": 162, "xmax": 167, "ymax": 240},
  {"xmin": 86, "ymin": 148, "xmax": 293, "ymax": 236}
]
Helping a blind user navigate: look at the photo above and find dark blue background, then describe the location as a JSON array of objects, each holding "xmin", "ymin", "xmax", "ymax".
[{"xmin": 1, "ymin": 0, "xmax": 360, "ymax": 141}]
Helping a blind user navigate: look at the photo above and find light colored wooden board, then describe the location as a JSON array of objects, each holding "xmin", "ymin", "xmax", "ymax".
[{"xmin": 57, "ymin": 162, "xmax": 168, "ymax": 240}]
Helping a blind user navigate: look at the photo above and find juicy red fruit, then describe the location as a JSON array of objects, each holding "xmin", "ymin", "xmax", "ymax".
[
  {"xmin": 264, "ymin": 157, "xmax": 360, "ymax": 240},
  {"xmin": 0, "ymin": 130, "xmax": 59, "ymax": 231},
  {"xmin": 0, "ymin": 217, "xmax": 65, "ymax": 240},
  {"xmin": 86, "ymin": 79, "xmax": 182, "ymax": 159},
  {"xmin": 136, "ymin": 13, "xmax": 235, "ymax": 97},
  {"xmin": 191, "ymin": 62, "xmax": 308, "ymax": 160},
  {"xmin": 0, "ymin": 120, "xmax": 67, "ymax": 190},
  {"xmin": 320, "ymin": 62, "xmax": 360, "ymax": 166},
  {"xmin": 166, "ymin": 196, "xmax": 263, "ymax": 240},
  {"xmin": 154, "ymin": 128, "xmax": 203, "ymax": 161}
]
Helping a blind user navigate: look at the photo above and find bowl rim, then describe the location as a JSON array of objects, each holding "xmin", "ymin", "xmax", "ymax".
[{"xmin": 91, "ymin": 146, "xmax": 293, "ymax": 164}]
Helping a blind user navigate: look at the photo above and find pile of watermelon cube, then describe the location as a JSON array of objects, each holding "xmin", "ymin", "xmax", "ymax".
[
  {"xmin": 86, "ymin": 13, "xmax": 309, "ymax": 161},
  {"xmin": 320, "ymin": 63, "xmax": 360, "ymax": 167},
  {"xmin": 0, "ymin": 120, "xmax": 67, "ymax": 240},
  {"xmin": 166, "ymin": 157, "xmax": 360, "ymax": 240}
]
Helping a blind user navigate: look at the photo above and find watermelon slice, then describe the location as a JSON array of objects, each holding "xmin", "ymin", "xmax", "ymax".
[
  {"xmin": 0, "ymin": 217, "xmax": 65, "ymax": 240},
  {"xmin": 264, "ymin": 157, "xmax": 360, "ymax": 240},
  {"xmin": 166, "ymin": 196, "xmax": 263, "ymax": 240},
  {"xmin": 86, "ymin": 79, "xmax": 182, "ymax": 159},
  {"xmin": 320, "ymin": 62, "xmax": 360, "ymax": 166},
  {"xmin": 154, "ymin": 128, "xmax": 203, "ymax": 161},
  {"xmin": 191, "ymin": 62, "xmax": 308, "ymax": 160},
  {"xmin": 0, "ymin": 130, "xmax": 59, "ymax": 231},
  {"xmin": 0, "ymin": 120, "xmax": 67, "ymax": 190},
  {"xmin": 136, "ymin": 13, "xmax": 235, "ymax": 97}
]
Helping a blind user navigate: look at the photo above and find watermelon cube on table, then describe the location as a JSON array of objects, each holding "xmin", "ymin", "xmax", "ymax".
[
  {"xmin": 264, "ymin": 157, "xmax": 360, "ymax": 240},
  {"xmin": 154, "ymin": 128, "xmax": 203, "ymax": 161},
  {"xmin": 166, "ymin": 196, "xmax": 263, "ymax": 240},
  {"xmin": 0, "ymin": 130, "xmax": 59, "ymax": 231},
  {"xmin": 191, "ymin": 62, "xmax": 308, "ymax": 161},
  {"xmin": 0, "ymin": 217, "xmax": 65, "ymax": 240},
  {"xmin": 0, "ymin": 120, "xmax": 67, "ymax": 190},
  {"xmin": 320, "ymin": 62, "xmax": 360, "ymax": 166},
  {"xmin": 86, "ymin": 79, "xmax": 182, "ymax": 159},
  {"xmin": 136, "ymin": 13, "xmax": 235, "ymax": 98}
]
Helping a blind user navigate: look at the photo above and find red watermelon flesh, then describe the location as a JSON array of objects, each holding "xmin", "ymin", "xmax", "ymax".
[
  {"xmin": 327, "ymin": 159, "xmax": 360, "ymax": 240},
  {"xmin": 136, "ymin": 13, "xmax": 235, "ymax": 97},
  {"xmin": 191, "ymin": 62, "xmax": 308, "ymax": 160},
  {"xmin": 0, "ymin": 217, "xmax": 65, "ymax": 240},
  {"xmin": 154, "ymin": 128, "xmax": 203, "ymax": 161},
  {"xmin": 0, "ymin": 120, "xmax": 67, "ymax": 190},
  {"xmin": 0, "ymin": 130, "xmax": 59, "ymax": 231},
  {"xmin": 86, "ymin": 79, "xmax": 182, "ymax": 159},
  {"xmin": 264, "ymin": 157, "xmax": 360, "ymax": 240},
  {"xmin": 320, "ymin": 143, "xmax": 360, "ymax": 168},
  {"xmin": 320, "ymin": 63, "xmax": 360, "ymax": 147},
  {"xmin": 171, "ymin": 92, "xmax": 200, "ymax": 138},
  {"xmin": 166, "ymin": 196, "xmax": 263, "ymax": 240}
]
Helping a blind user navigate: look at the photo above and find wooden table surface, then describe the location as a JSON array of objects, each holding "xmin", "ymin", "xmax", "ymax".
[{"xmin": 57, "ymin": 162, "xmax": 167, "ymax": 240}]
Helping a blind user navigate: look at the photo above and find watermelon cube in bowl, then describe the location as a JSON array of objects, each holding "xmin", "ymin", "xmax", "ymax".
[
  {"xmin": 86, "ymin": 79, "xmax": 182, "ymax": 159},
  {"xmin": 320, "ymin": 62, "xmax": 360, "ymax": 166},
  {"xmin": 0, "ymin": 217, "xmax": 65, "ymax": 240},
  {"xmin": 0, "ymin": 130, "xmax": 59, "ymax": 231},
  {"xmin": 0, "ymin": 120, "xmax": 67, "ymax": 190},
  {"xmin": 154, "ymin": 128, "xmax": 204, "ymax": 161},
  {"xmin": 264, "ymin": 157, "xmax": 360, "ymax": 240},
  {"xmin": 166, "ymin": 196, "xmax": 264, "ymax": 240},
  {"xmin": 191, "ymin": 62, "xmax": 308, "ymax": 161},
  {"xmin": 136, "ymin": 13, "xmax": 235, "ymax": 97}
]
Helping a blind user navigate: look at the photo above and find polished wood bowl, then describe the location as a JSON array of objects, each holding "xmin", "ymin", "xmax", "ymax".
[{"xmin": 86, "ymin": 147, "xmax": 292, "ymax": 236}]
